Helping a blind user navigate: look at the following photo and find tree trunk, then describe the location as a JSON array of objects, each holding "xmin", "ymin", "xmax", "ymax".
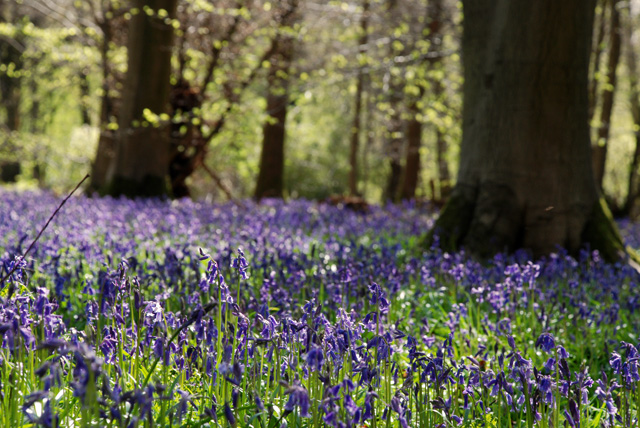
[
  {"xmin": 0, "ymin": 22, "xmax": 22, "ymax": 132},
  {"xmin": 588, "ymin": 0, "xmax": 607, "ymax": 122},
  {"xmin": 384, "ymin": 129, "xmax": 403, "ymax": 202},
  {"xmin": 255, "ymin": 1, "xmax": 298, "ymax": 200},
  {"xmin": 78, "ymin": 67, "xmax": 92, "ymax": 126},
  {"xmin": 399, "ymin": 98, "xmax": 422, "ymax": 201},
  {"xmin": 362, "ymin": 84, "xmax": 373, "ymax": 196},
  {"xmin": 435, "ymin": 127, "xmax": 450, "ymax": 200},
  {"xmin": 592, "ymin": 0, "xmax": 621, "ymax": 189},
  {"xmin": 103, "ymin": 0, "xmax": 177, "ymax": 198},
  {"xmin": 431, "ymin": 0, "xmax": 626, "ymax": 262},
  {"xmin": 622, "ymin": 2, "xmax": 640, "ymax": 217},
  {"xmin": 254, "ymin": 49, "xmax": 292, "ymax": 199},
  {"xmin": 383, "ymin": 76, "xmax": 404, "ymax": 202},
  {"xmin": 89, "ymin": 18, "xmax": 118, "ymax": 194},
  {"xmin": 382, "ymin": 0, "xmax": 405, "ymax": 203},
  {"xmin": 348, "ymin": 0, "xmax": 369, "ymax": 197},
  {"xmin": 400, "ymin": 0, "xmax": 447, "ymax": 201},
  {"xmin": 0, "ymin": 4, "xmax": 23, "ymax": 184}
]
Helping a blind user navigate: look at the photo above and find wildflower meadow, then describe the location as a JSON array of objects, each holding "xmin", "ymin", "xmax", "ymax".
[{"xmin": 1, "ymin": 191, "xmax": 640, "ymax": 428}]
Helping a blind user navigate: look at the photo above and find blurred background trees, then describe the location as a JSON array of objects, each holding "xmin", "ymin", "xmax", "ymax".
[
  {"xmin": 0, "ymin": 0, "xmax": 638, "ymax": 216},
  {"xmin": 0, "ymin": 0, "xmax": 462, "ymax": 203}
]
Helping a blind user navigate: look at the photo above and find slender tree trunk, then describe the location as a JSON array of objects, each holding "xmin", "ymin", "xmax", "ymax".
[
  {"xmin": 0, "ymin": 25, "xmax": 22, "ymax": 132},
  {"xmin": 384, "ymin": 118, "xmax": 403, "ymax": 202},
  {"xmin": 383, "ymin": 0, "xmax": 404, "ymax": 203},
  {"xmin": 104, "ymin": 0, "xmax": 178, "ymax": 197},
  {"xmin": 400, "ymin": 0, "xmax": 447, "ymax": 201},
  {"xmin": 0, "ymin": 4, "xmax": 23, "ymax": 183},
  {"xmin": 348, "ymin": 0, "xmax": 369, "ymax": 197},
  {"xmin": 362, "ymin": 84, "xmax": 373, "ymax": 196},
  {"xmin": 29, "ymin": 71, "xmax": 40, "ymax": 133},
  {"xmin": 589, "ymin": 0, "xmax": 608, "ymax": 121},
  {"xmin": 433, "ymin": 88, "xmax": 451, "ymax": 201},
  {"xmin": 383, "ymin": 74, "xmax": 404, "ymax": 202},
  {"xmin": 431, "ymin": 0, "xmax": 626, "ymax": 262},
  {"xmin": 399, "ymin": 98, "xmax": 422, "ymax": 201},
  {"xmin": 90, "ymin": 19, "xmax": 118, "ymax": 194},
  {"xmin": 622, "ymin": 2, "xmax": 640, "ymax": 217},
  {"xmin": 78, "ymin": 67, "xmax": 91, "ymax": 126},
  {"xmin": 255, "ymin": 1, "xmax": 298, "ymax": 200},
  {"xmin": 255, "ymin": 72, "xmax": 289, "ymax": 199},
  {"xmin": 435, "ymin": 131, "xmax": 450, "ymax": 201},
  {"xmin": 28, "ymin": 68, "xmax": 45, "ymax": 185},
  {"xmin": 592, "ymin": 0, "xmax": 622, "ymax": 189}
]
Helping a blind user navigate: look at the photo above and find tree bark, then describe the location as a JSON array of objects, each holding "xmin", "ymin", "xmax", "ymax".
[
  {"xmin": 254, "ymin": 1, "xmax": 298, "ymax": 200},
  {"xmin": 103, "ymin": 0, "xmax": 177, "ymax": 198},
  {"xmin": 592, "ymin": 0, "xmax": 621, "ymax": 189},
  {"xmin": 431, "ymin": 0, "xmax": 626, "ymax": 262}
]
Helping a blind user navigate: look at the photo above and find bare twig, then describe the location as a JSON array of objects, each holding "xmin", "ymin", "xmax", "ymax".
[{"xmin": 0, "ymin": 174, "xmax": 90, "ymax": 297}]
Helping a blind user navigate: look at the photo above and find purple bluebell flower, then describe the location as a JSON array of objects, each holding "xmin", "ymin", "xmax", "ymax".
[
  {"xmin": 535, "ymin": 333, "xmax": 555, "ymax": 353},
  {"xmin": 284, "ymin": 381, "xmax": 310, "ymax": 417},
  {"xmin": 595, "ymin": 371, "xmax": 619, "ymax": 416},
  {"xmin": 543, "ymin": 357, "xmax": 556, "ymax": 372},
  {"xmin": 367, "ymin": 283, "xmax": 389, "ymax": 313},
  {"xmin": 306, "ymin": 346, "xmax": 324, "ymax": 372},
  {"xmin": 231, "ymin": 248, "xmax": 249, "ymax": 280},
  {"xmin": 223, "ymin": 403, "xmax": 236, "ymax": 427},
  {"xmin": 564, "ymin": 398, "xmax": 580, "ymax": 428},
  {"xmin": 175, "ymin": 390, "xmax": 193, "ymax": 422},
  {"xmin": 255, "ymin": 394, "xmax": 265, "ymax": 412}
]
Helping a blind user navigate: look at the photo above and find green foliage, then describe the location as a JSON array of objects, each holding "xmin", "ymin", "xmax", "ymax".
[{"xmin": 2, "ymin": 0, "xmax": 464, "ymax": 201}]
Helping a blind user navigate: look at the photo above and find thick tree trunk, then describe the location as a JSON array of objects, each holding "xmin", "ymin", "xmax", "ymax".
[
  {"xmin": 592, "ymin": 0, "xmax": 621, "ymax": 189},
  {"xmin": 348, "ymin": 0, "xmax": 369, "ymax": 197},
  {"xmin": 255, "ymin": 3, "xmax": 297, "ymax": 200},
  {"xmin": 103, "ymin": 0, "xmax": 177, "ymax": 197},
  {"xmin": 431, "ymin": 0, "xmax": 626, "ymax": 262}
]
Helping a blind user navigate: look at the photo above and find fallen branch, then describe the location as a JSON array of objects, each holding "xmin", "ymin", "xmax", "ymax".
[{"xmin": 0, "ymin": 174, "xmax": 90, "ymax": 298}]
